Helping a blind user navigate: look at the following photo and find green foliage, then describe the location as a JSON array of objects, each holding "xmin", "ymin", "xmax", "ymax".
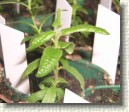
[
  {"xmin": 61, "ymin": 24, "xmax": 109, "ymax": 36},
  {"xmin": 21, "ymin": 58, "xmax": 40, "ymax": 79},
  {"xmin": 67, "ymin": 0, "xmax": 90, "ymax": 38},
  {"xmin": 22, "ymin": 8, "xmax": 109, "ymax": 103},
  {"xmin": 27, "ymin": 87, "xmax": 48, "ymax": 103},
  {"xmin": 52, "ymin": 9, "xmax": 61, "ymax": 28},
  {"xmin": 21, "ymin": 36, "xmax": 33, "ymax": 44},
  {"xmin": 113, "ymin": 0, "xmax": 120, "ymax": 13},
  {"xmin": 0, "ymin": 0, "xmax": 110, "ymax": 102},
  {"xmin": 0, "ymin": 0, "xmax": 28, "ymax": 8},
  {"xmin": 56, "ymin": 88, "xmax": 64, "ymax": 102},
  {"xmin": 60, "ymin": 58, "xmax": 85, "ymax": 90},
  {"xmin": 58, "ymin": 41, "xmax": 75, "ymax": 54},
  {"xmin": 27, "ymin": 31, "xmax": 55, "ymax": 51},
  {"xmin": 42, "ymin": 86, "xmax": 57, "ymax": 103},
  {"xmin": 36, "ymin": 46, "xmax": 63, "ymax": 77}
]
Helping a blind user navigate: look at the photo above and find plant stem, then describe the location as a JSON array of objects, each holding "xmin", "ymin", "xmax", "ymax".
[
  {"xmin": 54, "ymin": 29, "xmax": 59, "ymax": 48},
  {"xmin": 27, "ymin": 0, "xmax": 40, "ymax": 33},
  {"xmin": 54, "ymin": 63, "xmax": 59, "ymax": 85},
  {"xmin": 31, "ymin": 13, "xmax": 40, "ymax": 33}
]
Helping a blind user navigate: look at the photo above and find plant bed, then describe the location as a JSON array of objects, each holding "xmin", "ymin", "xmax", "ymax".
[
  {"xmin": 59, "ymin": 59, "xmax": 120, "ymax": 103},
  {"xmin": 0, "ymin": 0, "xmax": 120, "ymax": 104},
  {"xmin": 0, "ymin": 60, "xmax": 28, "ymax": 103}
]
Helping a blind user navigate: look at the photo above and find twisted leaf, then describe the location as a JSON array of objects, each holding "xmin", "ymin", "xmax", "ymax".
[
  {"xmin": 27, "ymin": 88, "xmax": 48, "ymax": 103},
  {"xmin": 61, "ymin": 24, "xmax": 110, "ymax": 36},
  {"xmin": 60, "ymin": 58, "xmax": 85, "ymax": 90},
  {"xmin": 39, "ymin": 77, "xmax": 54, "ymax": 86},
  {"xmin": 58, "ymin": 41, "xmax": 75, "ymax": 54},
  {"xmin": 27, "ymin": 31, "xmax": 55, "ymax": 51},
  {"xmin": 57, "ymin": 78, "xmax": 68, "ymax": 84},
  {"xmin": 21, "ymin": 58, "xmax": 40, "ymax": 79},
  {"xmin": 36, "ymin": 46, "xmax": 62, "ymax": 78}
]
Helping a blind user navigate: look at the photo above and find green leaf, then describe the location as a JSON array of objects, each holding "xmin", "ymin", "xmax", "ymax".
[
  {"xmin": 61, "ymin": 24, "xmax": 110, "ymax": 36},
  {"xmin": 39, "ymin": 83, "xmax": 45, "ymax": 90},
  {"xmin": 39, "ymin": 12, "xmax": 56, "ymax": 31},
  {"xmin": 42, "ymin": 86, "xmax": 57, "ymax": 103},
  {"xmin": 78, "ymin": 7, "xmax": 88, "ymax": 15},
  {"xmin": 27, "ymin": 31, "xmax": 55, "ymax": 51},
  {"xmin": 18, "ymin": 20, "xmax": 37, "ymax": 30},
  {"xmin": 0, "ymin": 0, "xmax": 28, "ymax": 8},
  {"xmin": 39, "ymin": 77, "xmax": 54, "ymax": 86},
  {"xmin": 21, "ymin": 36, "xmax": 32, "ymax": 44},
  {"xmin": 36, "ymin": 46, "xmax": 62, "ymax": 78},
  {"xmin": 58, "ymin": 41, "xmax": 75, "ymax": 54},
  {"xmin": 56, "ymin": 88, "xmax": 64, "ymax": 101},
  {"xmin": 60, "ymin": 58, "xmax": 85, "ymax": 90},
  {"xmin": 57, "ymin": 77, "xmax": 68, "ymax": 84},
  {"xmin": 27, "ymin": 88, "xmax": 48, "ymax": 103},
  {"xmin": 21, "ymin": 58, "xmax": 40, "ymax": 79},
  {"xmin": 52, "ymin": 9, "xmax": 61, "ymax": 28}
]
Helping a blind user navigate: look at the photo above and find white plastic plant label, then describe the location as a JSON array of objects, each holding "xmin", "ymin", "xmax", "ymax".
[
  {"xmin": 63, "ymin": 89, "xmax": 90, "ymax": 103},
  {"xmin": 92, "ymin": 4, "xmax": 120, "ymax": 84},
  {"xmin": 56, "ymin": 0, "xmax": 72, "ymax": 41},
  {"xmin": 0, "ymin": 24, "xmax": 29, "ymax": 94},
  {"xmin": 0, "ymin": 15, "xmax": 5, "ymax": 24},
  {"xmin": 100, "ymin": 0, "xmax": 112, "ymax": 9}
]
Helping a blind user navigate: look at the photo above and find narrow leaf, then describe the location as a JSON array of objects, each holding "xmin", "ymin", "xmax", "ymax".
[
  {"xmin": 42, "ymin": 86, "xmax": 57, "ymax": 103},
  {"xmin": 21, "ymin": 36, "xmax": 32, "ymax": 44},
  {"xmin": 78, "ymin": 7, "xmax": 88, "ymax": 15},
  {"xmin": 21, "ymin": 58, "xmax": 40, "ymax": 79},
  {"xmin": 27, "ymin": 88, "xmax": 48, "ymax": 103},
  {"xmin": 61, "ymin": 24, "xmax": 110, "ymax": 36},
  {"xmin": 39, "ymin": 77, "xmax": 54, "ymax": 86},
  {"xmin": 56, "ymin": 88, "xmax": 64, "ymax": 101},
  {"xmin": 57, "ymin": 77, "xmax": 68, "ymax": 84},
  {"xmin": 52, "ymin": 9, "xmax": 61, "ymax": 28},
  {"xmin": 0, "ymin": 1, "xmax": 28, "ymax": 8},
  {"xmin": 58, "ymin": 41, "xmax": 75, "ymax": 54},
  {"xmin": 27, "ymin": 31, "xmax": 55, "ymax": 51},
  {"xmin": 36, "ymin": 46, "xmax": 62, "ymax": 78},
  {"xmin": 60, "ymin": 58, "xmax": 85, "ymax": 90},
  {"xmin": 39, "ymin": 12, "xmax": 55, "ymax": 31}
]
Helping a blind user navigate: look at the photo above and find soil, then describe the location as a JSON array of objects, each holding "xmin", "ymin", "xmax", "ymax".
[
  {"xmin": 0, "ymin": 61, "xmax": 27, "ymax": 103},
  {"xmin": 60, "ymin": 68, "xmax": 120, "ymax": 104}
]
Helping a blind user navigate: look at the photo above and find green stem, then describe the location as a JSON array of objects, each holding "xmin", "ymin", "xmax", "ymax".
[
  {"xmin": 54, "ymin": 29, "xmax": 60, "ymax": 48},
  {"xmin": 54, "ymin": 63, "xmax": 59, "ymax": 85},
  {"xmin": 31, "ymin": 14, "xmax": 40, "ymax": 33},
  {"xmin": 27, "ymin": 1, "xmax": 40, "ymax": 34}
]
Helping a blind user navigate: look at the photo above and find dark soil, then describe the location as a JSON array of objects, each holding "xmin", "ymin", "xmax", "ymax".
[
  {"xmin": 0, "ymin": 61, "xmax": 27, "ymax": 103},
  {"xmin": 60, "ymin": 64, "xmax": 120, "ymax": 104},
  {"xmin": 87, "ymin": 89, "xmax": 120, "ymax": 103}
]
